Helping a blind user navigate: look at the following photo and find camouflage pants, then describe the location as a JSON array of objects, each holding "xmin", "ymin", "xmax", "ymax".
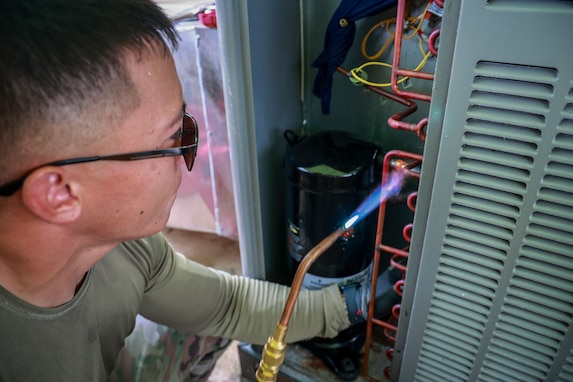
[{"xmin": 109, "ymin": 315, "xmax": 231, "ymax": 382}]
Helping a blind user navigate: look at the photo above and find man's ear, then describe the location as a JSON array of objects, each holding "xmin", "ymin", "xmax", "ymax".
[{"xmin": 21, "ymin": 168, "xmax": 82, "ymax": 223}]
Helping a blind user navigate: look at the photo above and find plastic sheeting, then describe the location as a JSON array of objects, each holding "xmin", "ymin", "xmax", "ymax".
[{"xmin": 167, "ymin": 24, "xmax": 237, "ymax": 240}]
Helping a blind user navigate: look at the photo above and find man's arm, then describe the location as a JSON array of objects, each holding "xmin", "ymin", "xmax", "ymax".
[{"xmin": 137, "ymin": 234, "xmax": 351, "ymax": 344}]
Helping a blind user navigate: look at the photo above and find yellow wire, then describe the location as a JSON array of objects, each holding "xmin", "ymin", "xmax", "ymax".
[
  {"xmin": 354, "ymin": 1, "xmax": 435, "ymax": 88},
  {"xmin": 350, "ymin": 38, "xmax": 432, "ymax": 88},
  {"xmin": 361, "ymin": 0, "xmax": 433, "ymax": 58},
  {"xmin": 416, "ymin": 49, "xmax": 432, "ymax": 71},
  {"xmin": 385, "ymin": 18, "xmax": 397, "ymax": 34},
  {"xmin": 349, "ymin": 62, "xmax": 405, "ymax": 87},
  {"xmin": 404, "ymin": 1, "xmax": 432, "ymax": 40},
  {"xmin": 361, "ymin": 19, "xmax": 395, "ymax": 61},
  {"xmin": 418, "ymin": 34, "xmax": 426, "ymax": 56}
]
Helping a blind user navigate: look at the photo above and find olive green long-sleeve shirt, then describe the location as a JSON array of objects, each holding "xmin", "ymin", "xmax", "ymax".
[{"xmin": 0, "ymin": 233, "xmax": 351, "ymax": 381}]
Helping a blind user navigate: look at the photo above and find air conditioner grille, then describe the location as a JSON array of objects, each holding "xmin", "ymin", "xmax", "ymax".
[
  {"xmin": 412, "ymin": 60, "xmax": 573, "ymax": 381},
  {"xmin": 478, "ymin": 104, "xmax": 573, "ymax": 379},
  {"xmin": 465, "ymin": 119, "xmax": 542, "ymax": 142},
  {"xmin": 557, "ymin": 349, "xmax": 573, "ymax": 382}
]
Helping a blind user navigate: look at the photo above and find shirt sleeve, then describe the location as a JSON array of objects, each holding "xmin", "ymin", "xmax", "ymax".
[{"xmin": 138, "ymin": 234, "xmax": 351, "ymax": 344}]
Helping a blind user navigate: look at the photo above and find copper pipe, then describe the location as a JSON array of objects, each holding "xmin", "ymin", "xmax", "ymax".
[
  {"xmin": 362, "ymin": 241, "xmax": 382, "ymax": 379},
  {"xmin": 394, "ymin": 279, "xmax": 405, "ymax": 297},
  {"xmin": 428, "ymin": 28, "xmax": 440, "ymax": 56},
  {"xmin": 407, "ymin": 192, "xmax": 418, "ymax": 212},
  {"xmin": 255, "ymin": 228, "xmax": 344, "ymax": 381},
  {"xmin": 335, "ymin": 66, "xmax": 413, "ymax": 107},
  {"xmin": 390, "ymin": 158, "xmax": 422, "ymax": 177},
  {"xmin": 361, "ymin": 151, "xmax": 423, "ymax": 381},
  {"xmin": 372, "ymin": 317, "xmax": 398, "ymax": 332},
  {"xmin": 278, "ymin": 228, "xmax": 344, "ymax": 327},
  {"xmin": 362, "ymin": 151, "xmax": 404, "ymax": 378},
  {"xmin": 391, "ymin": 0, "xmax": 434, "ymax": 102},
  {"xmin": 389, "ymin": 116, "xmax": 427, "ymax": 142},
  {"xmin": 336, "ymin": 66, "xmax": 428, "ymax": 141},
  {"xmin": 395, "ymin": 68, "xmax": 435, "ymax": 81},
  {"xmin": 381, "ymin": 244, "xmax": 410, "ymax": 258},
  {"xmin": 403, "ymin": 223, "xmax": 413, "ymax": 243}
]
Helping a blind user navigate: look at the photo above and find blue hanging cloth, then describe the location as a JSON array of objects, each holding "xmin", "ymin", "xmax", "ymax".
[{"xmin": 312, "ymin": 0, "xmax": 397, "ymax": 114}]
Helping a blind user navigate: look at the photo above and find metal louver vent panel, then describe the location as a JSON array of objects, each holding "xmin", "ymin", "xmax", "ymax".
[
  {"xmin": 486, "ymin": 111, "xmax": 573, "ymax": 382},
  {"xmin": 414, "ymin": 61, "xmax": 558, "ymax": 382},
  {"xmin": 396, "ymin": 2, "xmax": 573, "ymax": 381},
  {"xmin": 410, "ymin": 62, "xmax": 573, "ymax": 381}
]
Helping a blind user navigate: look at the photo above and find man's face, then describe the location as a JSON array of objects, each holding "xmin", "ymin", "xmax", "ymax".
[{"xmin": 76, "ymin": 43, "xmax": 186, "ymax": 242}]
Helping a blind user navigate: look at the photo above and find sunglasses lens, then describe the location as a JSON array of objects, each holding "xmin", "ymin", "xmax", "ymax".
[{"xmin": 182, "ymin": 113, "xmax": 198, "ymax": 171}]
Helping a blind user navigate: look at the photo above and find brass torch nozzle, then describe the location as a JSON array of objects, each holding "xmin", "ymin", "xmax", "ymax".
[
  {"xmin": 255, "ymin": 228, "xmax": 344, "ymax": 382},
  {"xmin": 255, "ymin": 324, "xmax": 288, "ymax": 381}
]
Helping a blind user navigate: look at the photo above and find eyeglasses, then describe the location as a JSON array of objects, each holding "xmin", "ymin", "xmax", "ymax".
[{"xmin": 0, "ymin": 113, "xmax": 199, "ymax": 197}]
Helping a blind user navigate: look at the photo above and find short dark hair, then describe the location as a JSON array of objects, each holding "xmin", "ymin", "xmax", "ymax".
[{"xmin": 0, "ymin": 0, "xmax": 180, "ymax": 184}]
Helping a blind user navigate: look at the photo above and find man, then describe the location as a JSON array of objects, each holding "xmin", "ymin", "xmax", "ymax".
[{"xmin": 0, "ymin": 1, "xmax": 368, "ymax": 381}]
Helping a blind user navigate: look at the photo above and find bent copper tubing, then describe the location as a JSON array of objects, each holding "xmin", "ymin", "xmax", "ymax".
[
  {"xmin": 278, "ymin": 228, "xmax": 344, "ymax": 327},
  {"xmin": 394, "ymin": 279, "xmax": 405, "ymax": 297},
  {"xmin": 407, "ymin": 191, "xmax": 418, "ymax": 212},
  {"xmin": 335, "ymin": 66, "xmax": 428, "ymax": 141},
  {"xmin": 372, "ymin": 316, "xmax": 398, "ymax": 333},
  {"xmin": 391, "ymin": 0, "xmax": 434, "ymax": 102},
  {"xmin": 256, "ymin": 228, "xmax": 344, "ymax": 382},
  {"xmin": 403, "ymin": 223, "xmax": 413, "ymax": 243},
  {"xmin": 336, "ymin": 66, "xmax": 414, "ymax": 107},
  {"xmin": 428, "ymin": 28, "xmax": 440, "ymax": 56},
  {"xmin": 388, "ymin": 110, "xmax": 428, "ymax": 142},
  {"xmin": 362, "ymin": 151, "xmax": 422, "ymax": 379},
  {"xmin": 380, "ymin": 243, "xmax": 410, "ymax": 273},
  {"xmin": 390, "ymin": 159, "xmax": 423, "ymax": 179}
]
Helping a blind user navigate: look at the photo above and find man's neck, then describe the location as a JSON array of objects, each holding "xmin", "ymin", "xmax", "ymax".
[{"xmin": 0, "ymin": 228, "xmax": 117, "ymax": 308}]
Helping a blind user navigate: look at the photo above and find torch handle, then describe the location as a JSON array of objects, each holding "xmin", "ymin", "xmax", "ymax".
[{"xmin": 255, "ymin": 228, "xmax": 344, "ymax": 381}]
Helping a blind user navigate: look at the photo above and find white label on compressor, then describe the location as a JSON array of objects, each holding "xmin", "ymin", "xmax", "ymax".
[{"xmin": 302, "ymin": 263, "xmax": 372, "ymax": 290}]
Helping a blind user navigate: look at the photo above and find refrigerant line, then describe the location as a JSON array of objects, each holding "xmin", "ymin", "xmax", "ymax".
[
  {"xmin": 361, "ymin": 151, "xmax": 422, "ymax": 381},
  {"xmin": 391, "ymin": 0, "xmax": 435, "ymax": 101},
  {"xmin": 336, "ymin": 66, "xmax": 428, "ymax": 141}
]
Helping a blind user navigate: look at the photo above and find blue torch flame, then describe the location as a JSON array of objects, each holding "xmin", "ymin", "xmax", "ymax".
[{"xmin": 343, "ymin": 171, "xmax": 405, "ymax": 230}]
